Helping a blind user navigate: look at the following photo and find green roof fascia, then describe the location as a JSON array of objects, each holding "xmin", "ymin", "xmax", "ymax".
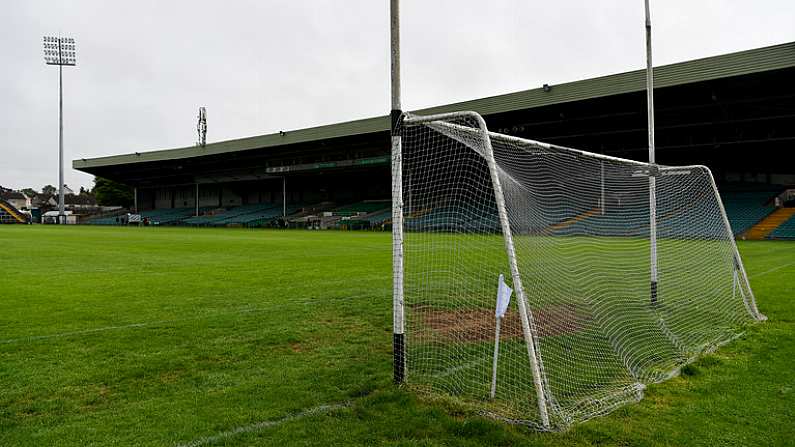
[{"xmin": 74, "ymin": 41, "xmax": 795, "ymax": 171}]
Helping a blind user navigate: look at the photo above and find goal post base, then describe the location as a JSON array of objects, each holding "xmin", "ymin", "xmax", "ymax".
[{"xmin": 393, "ymin": 333, "xmax": 405, "ymax": 384}]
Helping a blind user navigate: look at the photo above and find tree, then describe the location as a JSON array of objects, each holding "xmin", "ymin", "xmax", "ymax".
[
  {"xmin": 21, "ymin": 188, "xmax": 37, "ymax": 197},
  {"xmin": 42, "ymin": 185, "xmax": 56, "ymax": 195},
  {"xmin": 93, "ymin": 177, "xmax": 134, "ymax": 208}
]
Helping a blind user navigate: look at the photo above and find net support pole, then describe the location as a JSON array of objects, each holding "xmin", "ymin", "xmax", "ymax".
[
  {"xmin": 390, "ymin": 0, "xmax": 406, "ymax": 385},
  {"xmin": 702, "ymin": 167, "xmax": 767, "ymax": 321},
  {"xmin": 645, "ymin": 0, "xmax": 658, "ymax": 306},
  {"xmin": 490, "ymin": 315, "xmax": 502, "ymax": 399},
  {"xmin": 474, "ymin": 114, "xmax": 551, "ymax": 429}
]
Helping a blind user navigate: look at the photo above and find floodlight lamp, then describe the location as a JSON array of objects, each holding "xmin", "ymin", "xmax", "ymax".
[{"xmin": 43, "ymin": 36, "xmax": 77, "ymax": 66}]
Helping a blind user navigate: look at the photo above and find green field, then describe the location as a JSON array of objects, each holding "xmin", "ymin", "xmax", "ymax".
[{"xmin": 0, "ymin": 226, "xmax": 792, "ymax": 446}]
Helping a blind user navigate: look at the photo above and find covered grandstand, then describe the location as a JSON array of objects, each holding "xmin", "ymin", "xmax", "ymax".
[{"xmin": 74, "ymin": 42, "xmax": 795, "ymax": 237}]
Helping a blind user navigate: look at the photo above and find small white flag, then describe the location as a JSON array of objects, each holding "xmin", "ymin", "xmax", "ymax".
[{"xmin": 495, "ymin": 274, "xmax": 513, "ymax": 318}]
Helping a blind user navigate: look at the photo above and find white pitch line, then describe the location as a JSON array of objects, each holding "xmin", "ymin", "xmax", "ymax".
[
  {"xmin": 0, "ymin": 321, "xmax": 158, "ymax": 345},
  {"xmin": 173, "ymin": 402, "xmax": 349, "ymax": 447},
  {"xmin": 0, "ymin": 289, "xmax": 389, "ymax": 345},
  {"xmin": 749, "ymin": 261, "xmax": 794, "ymax": 279}
]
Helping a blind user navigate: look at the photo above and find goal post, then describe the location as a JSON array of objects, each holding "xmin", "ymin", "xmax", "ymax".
[
  {"xmin": 390, "ymin": 0, "xmax": 406, "ymax": 385},
  {"xmin": 395, "ymin": 110, "xmax": 765, "ymax": 429},
  {"xmin": 403, "ymin": 111, "xmax": 551, "ymax": 428}
]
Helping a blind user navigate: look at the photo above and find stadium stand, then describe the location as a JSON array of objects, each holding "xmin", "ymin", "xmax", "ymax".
[
  {"xmin": 286, "ymin": 202, "xmax": 337, "ymax": 229},
  {"xmin": 406, "ymin": 204, "xmax": 500, "ymax": 233},
  {"xmin": 721, "ymin": 191, "xmax": 777, "ymax": 236},
  {"xmin": 84, "ymin": 210, "xmax": 129, "ymax": 225},
  {"xmin": 332, "ymin": 200, "xmax": 390, "ymax": 217},
  {"xmin": 140, "ymin": 207, "xmax": 197, "ymax": 225},
  {"xmin": 766, "ymin": 208, "xmax": 795, "ymax": 240},
  {"xmin": 183, "ymin": 203, "xmax": 278, "ymax": 227},
  {"xmin": 223, "ymin": 204, "xmax": 298, "ymax": 227},
  {"xmin": 338, "ymin": 209, "xmax": 393, "ymax": 230},
  {"xmin": 88, "ymin": 207, "xmax": 196, "ymax": 225},
  {"xmin": 334, "ymin": 200, "xmax": 390, "ymax": 230},
  {"xmin": 76, "ymin": 189, "xmax": 792, "ymax": 238}
]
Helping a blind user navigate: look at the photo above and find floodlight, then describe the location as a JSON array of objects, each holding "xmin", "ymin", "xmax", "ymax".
[
  {"xmin": 42, "ymin": 36, "xmax": 77, "ymax": 66},
  {"xmin": 42, "ymin": 35, "xmax": 78, "ymax": 223}
]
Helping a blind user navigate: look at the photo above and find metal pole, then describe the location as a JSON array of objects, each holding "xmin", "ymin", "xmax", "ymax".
[
  {"xmin": 282, "ymin": 176, "xmax": 287, "ymax": 217},
  {"xmin": 645, "ymin": 0, "xmax": 658, "ymax": 305},
  {"xmin": 133, "ymin": 187, "xmax": 138, "ymax": 213},
  {"xmin": 195, "ymin": 183, "xmax": 199, "ymax": 216},
  {"xmin": 476, "ymin": 115, "xmax": 551, "ymax": 429},
  {"xmin": 390, "ymin": 0, "xmax": 406, "ymax": 385},
  {"xmin": 58, "ymin": 51, "xmax": 65, "ymax": 224},
  {"xmin": 490, "ymin": 316, "xmax": 502, "ymax": 399}
]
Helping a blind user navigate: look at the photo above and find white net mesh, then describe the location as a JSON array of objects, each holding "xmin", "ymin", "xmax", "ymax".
[{"xmin": 398, "ymin": 111, "xmax": 764, "ymax": 430}]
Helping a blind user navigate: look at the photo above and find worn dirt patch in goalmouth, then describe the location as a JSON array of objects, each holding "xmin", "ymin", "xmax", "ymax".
[{"xmin": 415, "ymin": 304, "xmax": 590, "ymax": 342}]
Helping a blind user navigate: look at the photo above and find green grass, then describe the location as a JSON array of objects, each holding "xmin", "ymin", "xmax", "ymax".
[{"xmin": 0, "ymin": 226, "xmax": 792, "ymax": 446}]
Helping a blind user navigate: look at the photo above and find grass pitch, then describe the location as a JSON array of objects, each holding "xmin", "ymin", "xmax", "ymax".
[{"xmin": 0, "ymin": 226, "xmax": 792, "ymax": 446}]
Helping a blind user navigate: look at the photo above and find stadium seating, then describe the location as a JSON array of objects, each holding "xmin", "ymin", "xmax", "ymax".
[
  {"xmin": 334, "ymin": 201, "xmax": 391, "ymax": 230},
  {"xmin": 406, "ymin": 204, "xmax": 499, "ymax": 233},
  {"xmin": 332, "ymin": 200, "xmax": 390, "ymax": 217},
  {"xmin": 86, "ymin": 215, "xmax": 122, "ymax": 225},
  {"xmin": 182, "ymin": 203, "xmax": 293, "ymax": 227},
  {"xmin": 720, "ymin": 191, "xmax": 777, "ymax": 236},
  {"xmin": 89, "ymin": 208, "xmax": 199, "ymax": 225},
  {"xmin": 768, "ymin": 209, "xmax": 795, "ymax": 239},
  {"xmin": 223, "ymin": 204, "xmax": 299, "ymax": 227},
  {"xmin": 140, "ymin": 208, "xmax": 197, "ymax": 225},
  {"xmin": 75, "ymin": 191, "xmax": 791, "ymax": 239}
]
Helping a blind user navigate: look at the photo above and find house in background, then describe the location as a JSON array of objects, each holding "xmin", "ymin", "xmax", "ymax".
[{"xmin": 31, "ymin": 193, "xmax": 57, "ymax": 209}]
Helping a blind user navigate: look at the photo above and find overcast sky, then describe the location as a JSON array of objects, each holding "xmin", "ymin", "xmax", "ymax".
[{"xmin": 1, "ymin": 0, "xmax": 793, "ymax": 191}]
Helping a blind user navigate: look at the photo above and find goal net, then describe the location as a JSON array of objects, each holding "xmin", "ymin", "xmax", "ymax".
[{"xmin": 395, "ymin": 111, "xmax": 765, "ymax": 430}]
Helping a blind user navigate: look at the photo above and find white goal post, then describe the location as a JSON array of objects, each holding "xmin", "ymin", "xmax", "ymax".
[{"xmin": 392, "ymin": 110, "xmax": 766, "ymax": 429}]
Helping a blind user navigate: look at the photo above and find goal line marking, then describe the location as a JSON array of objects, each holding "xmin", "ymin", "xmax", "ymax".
[
  {"xmin": 0, "ymin": 289, "xmax": 388, "ymax": 345},
  {"xmin": 173, "ymin": 402, "xmax": 349, "ymax": 447},
  {"xmin": 749, "ymin": 261, "xmax": 794, "ymax": 279}
]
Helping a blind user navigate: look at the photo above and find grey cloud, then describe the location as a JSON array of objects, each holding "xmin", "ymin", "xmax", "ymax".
[{"xmin": 1, "ymin": 0, "xmax": 793, "ymax": 190}]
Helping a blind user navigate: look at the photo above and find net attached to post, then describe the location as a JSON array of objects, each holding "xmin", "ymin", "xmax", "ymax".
[{"xmin": 398, "ymin": 111, "xmax": 764, "ymax": 430}]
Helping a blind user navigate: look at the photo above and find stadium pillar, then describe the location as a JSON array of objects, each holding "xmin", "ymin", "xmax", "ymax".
[
  {"xmin": 195, "ymin": 183, "xmax": 199, "ymax": 216},
  {"xmin": 390, "ymin": 0, "xmax": 405, "ymax": 385},
  {"xmin": 282, "ymin": 176, "xmax": 287, "ymax": 217},
  {"xmin": 133, "ymin": 187, "xmax": 138, "ymax": 214}
]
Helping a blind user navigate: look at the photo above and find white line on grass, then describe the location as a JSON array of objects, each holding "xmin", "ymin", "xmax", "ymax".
[
  {"xmin": 173, "ymin": 402, "xmax": 349, "ymax": 447},
  {"xmin": 749, "ymin": 261, "xmax": 794, "ymax": 279},
  {"xmin": 0, "ymin": 322, "xmax": 156, "ymax": 344},
  {"xmin": 0, "ymin": 289, "xmax": 390, "ymax": 345}
]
